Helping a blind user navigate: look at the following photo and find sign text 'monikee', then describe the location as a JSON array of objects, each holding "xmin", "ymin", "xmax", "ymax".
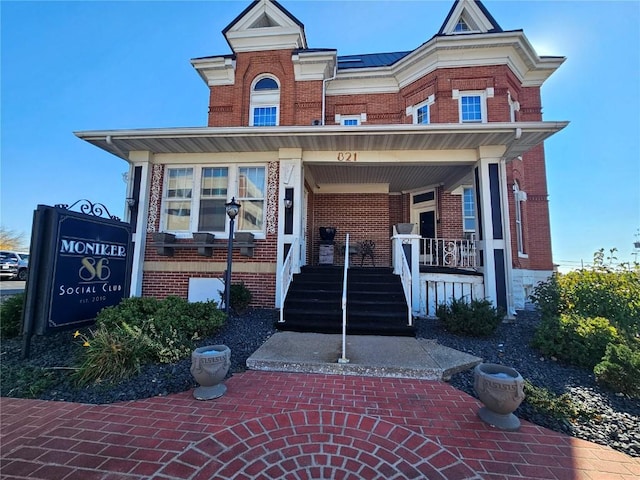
[{"xmin": 59, "ymin": 239, "xmax": 127, "ymax": 258}]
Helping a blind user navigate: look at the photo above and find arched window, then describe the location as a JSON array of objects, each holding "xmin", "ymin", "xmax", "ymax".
[{"xmin": 250, "ymin": 75, "xmax": 280, "ymax": 126}]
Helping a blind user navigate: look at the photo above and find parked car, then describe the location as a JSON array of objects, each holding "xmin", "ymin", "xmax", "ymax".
[{"xmin": 0, "ymin": 251, "xmax": 29, "ymax": 281}]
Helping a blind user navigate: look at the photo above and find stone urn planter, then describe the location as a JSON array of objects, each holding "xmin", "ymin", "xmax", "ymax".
[
  {"xmin": 395, "ymin": 223, "xmax": 415, "ymax": 234},
  {"xmin": 190, "ymin": 345, "xmax": 231, "ymax": 400},
  {"xmin": 473, "ymin": 363, "xmax": 525, "ymax": 431}
]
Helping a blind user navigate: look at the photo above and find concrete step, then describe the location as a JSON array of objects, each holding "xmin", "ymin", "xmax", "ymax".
[{"xmin": 246, "ymin": 332, "xmax": 483, "ymax": 381}]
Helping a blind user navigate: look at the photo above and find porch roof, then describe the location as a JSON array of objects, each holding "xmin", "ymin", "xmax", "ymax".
[{"xmin": 75, "ymin": 121, "xmax": 567, "ymax": 163}]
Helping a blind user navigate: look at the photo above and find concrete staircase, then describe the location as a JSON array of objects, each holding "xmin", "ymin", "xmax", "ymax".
[{"xmin": 279, "ymin": 266, "xmax": 415, "ymax": 337}]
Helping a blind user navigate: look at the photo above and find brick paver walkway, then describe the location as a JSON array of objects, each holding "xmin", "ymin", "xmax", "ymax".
[{"xmin": 1, "ymin": 371, "xmax": 638, "ymax": 479}]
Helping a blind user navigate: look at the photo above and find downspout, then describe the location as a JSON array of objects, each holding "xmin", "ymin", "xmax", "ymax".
[{"xmin": 321, "ymin": 62, "xmax": 338, "ymax": 125}]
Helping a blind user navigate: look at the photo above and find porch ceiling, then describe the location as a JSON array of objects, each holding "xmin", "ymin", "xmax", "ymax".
[
  {"xmin": 75, "ymin": 121, "xmax": 567, "ymax": 162},
  {"xmin": 306, "ymin": 163, "xmax": 473, "ymax": 192}
]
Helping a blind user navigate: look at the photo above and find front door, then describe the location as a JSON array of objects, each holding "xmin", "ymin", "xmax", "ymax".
[{"xmin": 419, "ymin": 209, "xmax": 436, "ymax": 262}]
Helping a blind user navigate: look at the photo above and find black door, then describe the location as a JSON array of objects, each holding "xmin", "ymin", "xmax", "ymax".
[{"xmin": 419, "ymin": 210, "xmax": 435, "ymax": 256}]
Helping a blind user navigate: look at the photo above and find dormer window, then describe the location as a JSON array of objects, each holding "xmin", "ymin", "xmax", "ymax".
[
  {"xmin": 454, "ymin": 18, "xmax": 471, "ymax": 32},
  {"xmin": 250, "ymin": 75, "xmax": 280, "ymax": 126}
]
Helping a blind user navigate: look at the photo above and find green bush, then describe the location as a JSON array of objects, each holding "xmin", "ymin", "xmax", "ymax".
[
  {"xmin": 531, "ymin": 258, "xmax": 640, "ymax": 338},
  {"xmin": 95, "ymin": 296, "xmax": 162, "ymax": 331},
  {"xmin": 436, "ymin": 297, "xmax": 504, "ymax": 337},
  {"xmin": 74, "ymin": 296, "xmax": 226, "ymax": 385},
  {"xmin": 95, "ymin": 296, "xmax": 224, "ymax": 342},
  {"xmin": 532, "ymin": 314, "xmax": 619, "ymax": 368},
  {"xmin": 523, "ymin": 380, "xmax": 592, "ymax": 421},
  {"xmin": 0, "ymin": 293, "xmax": 24, "ymax": 338},
  {"xmin": 529, "ymin": 273, "xmax": 563, "ymax": 320},
  {"xmin": 594, "ymin": 342, "xmax": 640, "ymax": 398},
  {"xmin": 224, "ymin": 282, "xmax": 253, "ymax": 313}
]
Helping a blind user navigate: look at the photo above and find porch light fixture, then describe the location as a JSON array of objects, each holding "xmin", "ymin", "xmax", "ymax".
[
  {"xmin": 126, "ymin": 197, "xmax": 137, "ymax": 210},
  {"xmin": 284, "ymin": 198, "xmax": 293, "ymax": 209},
  {"xmin": 224, "ymin": 197, "xmax": 241, "ymax": 314}
]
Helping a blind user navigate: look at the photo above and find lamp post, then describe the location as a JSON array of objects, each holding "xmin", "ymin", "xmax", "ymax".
[{"xmin": 224, "ymin": 197, "xmax": 240, "ymax": 314}]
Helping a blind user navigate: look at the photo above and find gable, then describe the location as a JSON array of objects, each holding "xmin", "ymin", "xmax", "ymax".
[
  {"xmin": 438, "ymin": 0, "xmax": 503, "ymax": 36},
  {"xmin": 223, "ymin": 0, "xmax": 307, "ymax": 53}
]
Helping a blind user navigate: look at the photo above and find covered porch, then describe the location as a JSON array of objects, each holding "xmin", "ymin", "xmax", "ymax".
[{"xmin": 75, "ymin": 121, "xmax": 566, "ymax": 318}]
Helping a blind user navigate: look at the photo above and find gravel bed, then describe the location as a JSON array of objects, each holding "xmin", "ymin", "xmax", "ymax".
[
  {"xmin": 1, "ymin": 308, "xmax": 638, "ymax": 457},
  {"xmin": 417, "ymin": 310, "xmax": 640, "ymax": 458}
]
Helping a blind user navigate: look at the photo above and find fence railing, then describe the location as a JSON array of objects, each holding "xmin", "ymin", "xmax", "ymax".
[
  {"xmin": 279, "ymin": 237, "xmax": 299, "ymax": 323},
  {"xmin": 419, "ymin": 237, "xmax": 477, "ymax": 268}
]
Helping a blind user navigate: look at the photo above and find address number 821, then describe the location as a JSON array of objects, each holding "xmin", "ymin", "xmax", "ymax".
[{"xmin": 337, "ymin": 152, "xmax": 358, "ymax": 162}]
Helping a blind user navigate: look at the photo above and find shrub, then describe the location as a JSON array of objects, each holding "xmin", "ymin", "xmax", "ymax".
[
  {"xmin": 559, "ymin": 267, "xmax": 640, "ymax": 337},
  {"xmin": 95, "ymin": 296, "xmax": 161, "ymax": 331},
  {"xmin": 223, "ymin": 282, "xmax": 253, "ymax": 313},
  {"xmin": 531, "ymin": 257, "xmax": 640, "ymax": 338},
  {"xmin": 95, "ymin": 296, "xmax": 224, "ymax": 342},
  {"xmin": 532, "ymin": 314, "xmax": 619, "ymax": 368},
  {"xmin": 436, "ymin": 297, "xmax": 504, "ymax": 337},
  {"xmin": 523, "ymin": 381, "xmax": 592, "ymax": 421},
  {"xmin": 529, "ymin": 274, "xmax": 564, "ymax": 320},
  {"xmin": 594, "ymin": 342, "xmax": 640, "ymax": 398},
  {"xmin": 0, "ymin": 293, "xmax": 24, "ymax": 338},
  {"xmin": 74, "ymin": 296, "xmax": 226, "ymax": 385}
]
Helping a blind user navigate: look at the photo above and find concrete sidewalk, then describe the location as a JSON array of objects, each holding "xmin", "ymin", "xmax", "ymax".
[{"xmin": 247, "ymin": 331, "xmax": 482, "ymax": 380}]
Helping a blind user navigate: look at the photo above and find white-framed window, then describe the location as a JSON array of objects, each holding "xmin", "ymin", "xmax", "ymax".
[
  {"xmin": 161, "ymin": 164, "xmax": 267, "ymax": 237},
  {"xmin": 406, "ymin": 95, "xmax": 435, "ymax": 124},
  {"xmin": 164, "ymin": 167, "xmax": 193, "ymax": 231},
  {"xmin": 508, "ymin": 91, "xmax": 520, "ymax": 122},
  {"xmin": 335, "ymin": 113, "xmax": 366, "ymax": 125},
  {"xmin": 454, "ymin": 18, "xmax": 471, "ymax": 33},
  {"xmin": 250, "ymin": 75, "xmax": 279, "ymax": 126},
  {"xmin": 513, "ymin": 181, "xmax": 527, "ymax": 255},
  {"xmin": 198, "ymin": 167, "xmax": 228, "ymax": 232},
  {"xmin": 462, "ymin": 187, "xmax": 476, "ymax": 232},
  {"xmin": 237, "ymin": 166, "xmax": 266, "ymax": 231},
  {"xmin": 452, "ymin": 88, "xmax": 493, "ymax": 123}
]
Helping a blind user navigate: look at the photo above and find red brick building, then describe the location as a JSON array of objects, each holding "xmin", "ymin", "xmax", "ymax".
[{"xmin": 77, "ymin": 0, "xmax": 567, "ymax": 319}]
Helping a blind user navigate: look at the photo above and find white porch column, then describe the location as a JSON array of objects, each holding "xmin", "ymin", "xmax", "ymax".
[
  {"xmin": 127, "ymin": 151, "xmax": 154, "ymax": 297},
  {"xmin": 474, "ymin": 146, "xmax": 513, "ymax": 316},
  {"xmin": 275, "ymin": 148, "xmax": 303, "ymax": 308}
]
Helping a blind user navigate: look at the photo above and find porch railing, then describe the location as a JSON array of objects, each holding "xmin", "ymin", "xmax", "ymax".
[
  {"xmin": 279, "ymin": 237, "xmax": 299, "ymax": 323},
  {"xmin": 399, "ymin": 250, "xmax": 413, "ymax": 326},
  {"xmin": 339, "ymin": 233, "xmax": 350, "ymax": 364},
  {"xmin": 420, "ymin": 237, "xmax": 477, "ymax": 269}
]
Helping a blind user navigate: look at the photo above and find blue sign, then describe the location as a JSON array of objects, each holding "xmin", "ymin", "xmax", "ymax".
[
  {"xmin": 22, "ymin": 203, "xmax": 132, "ymax": 339},
  {"xmin": 49, "ymin": 215, "xmax": 131, "ymax": 329}
]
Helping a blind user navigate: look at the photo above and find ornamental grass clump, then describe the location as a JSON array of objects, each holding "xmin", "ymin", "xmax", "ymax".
[{"xmin": 73, "ymin": 296, "xmax": 226, "ymax": 385}]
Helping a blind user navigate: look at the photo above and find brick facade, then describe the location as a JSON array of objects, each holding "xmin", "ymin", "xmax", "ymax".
[{"xmin": 113, "ymin": 0, "xmax": 562, "ymax": 313}]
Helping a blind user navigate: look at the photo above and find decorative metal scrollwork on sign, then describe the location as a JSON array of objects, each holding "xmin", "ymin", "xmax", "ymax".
[{"xmin": 55, "ymin": 199, "xmax": 120, "ymax": 221}]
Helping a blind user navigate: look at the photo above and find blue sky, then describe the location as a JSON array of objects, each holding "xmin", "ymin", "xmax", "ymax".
[{"xmin": 2, "ymin": 0, "xmax": 639, "ymax": 268}]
